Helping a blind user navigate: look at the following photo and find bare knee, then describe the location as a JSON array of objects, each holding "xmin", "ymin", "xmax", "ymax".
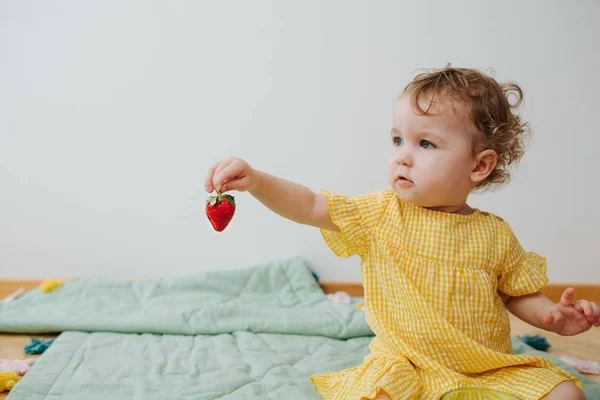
[
  {"xmin": 541, "ymin": 381, "xmax": 585, "ymax": 400},
  {"xmin": 362, "ymin": 389, "xmax": 392, "ymax": 400}
]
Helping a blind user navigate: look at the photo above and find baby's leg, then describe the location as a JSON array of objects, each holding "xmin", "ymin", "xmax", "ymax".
[
  {"xmin": 361, "ymin": 390, "xmax": 392, "ymax": 400},
  {"xmin": 541, "ymin": 381, "xmax": 585, "ymax": 400}
]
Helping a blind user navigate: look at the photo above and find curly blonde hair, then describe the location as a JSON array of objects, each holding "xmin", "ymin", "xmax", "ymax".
[{"xmin": 402, "ymin": 65, "xmax": 529, "ymax": 190}]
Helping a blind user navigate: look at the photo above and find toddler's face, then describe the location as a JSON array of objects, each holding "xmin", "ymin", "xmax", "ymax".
[{"xmin": 387, "ymin": 93, "xmax": 478, "ymax": 209}]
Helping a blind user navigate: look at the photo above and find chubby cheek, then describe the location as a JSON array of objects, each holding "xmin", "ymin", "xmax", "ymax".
[
  {"xmin": 386, "ymin": 162, "xmax": 398, "ymax": 186},
  {"xmin": 433, "ymin": 156, "xmax": 473, "ymax": 190},
  {"xmin": 431, "ymin": 169, "xmax": 460, "ymax": 190},
  {"xmin": 419, "ymin": 154, "xmax": 464, "ymax": 186}
]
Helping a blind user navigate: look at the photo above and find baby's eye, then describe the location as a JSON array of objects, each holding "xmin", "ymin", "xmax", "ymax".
[
  {"xmin": 421, "ymin": 140, "xmax": 436, "ymax": 149},
  {"xmin": 393, "ymin": 137, "xmax": 403, "ymax": 146}
]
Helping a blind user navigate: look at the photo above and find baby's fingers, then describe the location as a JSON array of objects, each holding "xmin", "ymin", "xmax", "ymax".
[
  {"xmin": 574, "ymin": 300, "xmax": 591, "ymax": 317},
  {"xmin": 593, "ymin": 302, "xmax": 600, "ymax": 327},
  {"xmin": 204, "ymin": 161, "xmax": 222, "ymax": 193},
  {"xmin": 210, "ymin": 159, "xmax": 235, "ymax": 192},
  {"xmin": 213, "ymin": 161, "xmax": 243, "ymax": 193},
  {"xmin": 559, "ymin": 287, "xmax": 576, "ymax": 307},
  {"xmin": 222, "ymin": 176, "xmax": 251, "ymax": 192},
  {"xmin": 576, "ymin": 300, "xmax": 600, "ymax": 327}
]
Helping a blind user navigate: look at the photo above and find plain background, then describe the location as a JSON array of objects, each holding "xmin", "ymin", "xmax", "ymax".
[{"xmin": 1, "ymin": 1, "xmax": 598, "ymax": 282}]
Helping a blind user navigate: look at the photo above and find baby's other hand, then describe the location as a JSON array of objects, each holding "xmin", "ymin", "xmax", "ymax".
[
  {"xmin": 204, "ymin": 157, "xmax": 259, "ymax": 194},
  {"xmin": 541, "ymin": 288, "xmax": 600, "ymax": 336}
]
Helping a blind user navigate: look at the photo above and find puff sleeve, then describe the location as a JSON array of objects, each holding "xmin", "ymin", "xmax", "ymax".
[
  {"xmin": 319, "ymin": 189, "xmax": 393, "ymax": 259},
  {"xmin": 497, "ymin": 226, "xmax": 549, "ymax": 296}
]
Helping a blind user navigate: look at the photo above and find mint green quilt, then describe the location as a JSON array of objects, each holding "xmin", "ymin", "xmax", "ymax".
[{"xmin": 1, "ymin": 257, "xmax": 599, "ymax": 399}]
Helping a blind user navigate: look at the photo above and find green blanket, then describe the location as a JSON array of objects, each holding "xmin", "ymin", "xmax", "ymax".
[
  {"xmin": 0, "ymin": 257, "xmax": 370, "ymax": 339},
  {"xmin": 2, "ymin": 257, "xmax": 599, "ymax": 399}
]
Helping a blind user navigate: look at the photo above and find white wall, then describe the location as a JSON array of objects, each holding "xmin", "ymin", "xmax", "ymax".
[{"xmin": 1, "ymin": 0, "xmax": 598, "ymax": 283}]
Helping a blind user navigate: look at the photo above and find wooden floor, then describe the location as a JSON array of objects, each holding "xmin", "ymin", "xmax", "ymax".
[
  {"xmin": 0, "ymin": 316, "xmax": 598, "ymax": 399},
  {"xmin": 1, "ymin": 281, "xmax": 599, "ymax": 398}
]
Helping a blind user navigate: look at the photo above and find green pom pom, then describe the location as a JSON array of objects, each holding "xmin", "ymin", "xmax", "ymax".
[
  {"xmin": 24, "ymin": 337, "xmax": 55, "ymax": 355},
  {"xmin": 520, "ymin": 334, "xmax": 551, "ymax": 351}
]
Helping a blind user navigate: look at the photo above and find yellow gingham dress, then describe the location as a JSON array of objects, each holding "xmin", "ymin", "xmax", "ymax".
[{"xmin": 310, "ymin": 190, "xmax": 581, "ymax": 400}]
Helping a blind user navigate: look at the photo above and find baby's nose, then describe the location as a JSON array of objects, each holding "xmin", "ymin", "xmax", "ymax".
[{"xmin": 396, "ymin": 151, "xmax": 413, "ymax": 167}]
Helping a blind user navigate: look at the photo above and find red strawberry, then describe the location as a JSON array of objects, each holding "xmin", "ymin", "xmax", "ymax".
[{"xmin": 206, "ymin": 192, "xmax": 236, "ymax": 232}]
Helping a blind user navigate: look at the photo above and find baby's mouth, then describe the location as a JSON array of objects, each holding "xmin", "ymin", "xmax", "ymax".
[{"xmin": 396, "ymin": 175, "xmax": 414, "ymax": 187}]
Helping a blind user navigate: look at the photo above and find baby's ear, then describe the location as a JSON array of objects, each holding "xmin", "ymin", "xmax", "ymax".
[{"xmin": 470, "ymin": 149, "xmax": 497, "ymax": 184}]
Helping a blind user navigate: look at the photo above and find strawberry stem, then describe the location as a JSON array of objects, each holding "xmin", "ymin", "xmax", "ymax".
[{"xmin": 206, "ymin": 191, "xmax": 235, "ymax": 207}]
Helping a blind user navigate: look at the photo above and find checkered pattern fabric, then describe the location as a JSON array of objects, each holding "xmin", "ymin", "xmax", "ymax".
[{"xmin": 310, "ymin": 189, "xmax": 580, "ymax": 400}]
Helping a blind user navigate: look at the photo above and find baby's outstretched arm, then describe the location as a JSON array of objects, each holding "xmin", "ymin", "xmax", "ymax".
[
  {"xmin": 205, "ymin": 157, "xmax": 339, "ymax": 232},
  {"xmin": 502, "ymin": 288, "xmax": 600, "ymax": 336}
]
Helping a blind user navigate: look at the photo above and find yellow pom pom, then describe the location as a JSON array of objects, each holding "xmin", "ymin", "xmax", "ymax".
[
  {"xmin": 40, "ymin": 278, "xmax": 63, "ymax": 293},
  {"xmin": 0, "ymin": 371, "xmax": 21, "ymax": 392}
]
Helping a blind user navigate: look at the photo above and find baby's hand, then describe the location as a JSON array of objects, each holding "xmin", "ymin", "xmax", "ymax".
[
  {"xmin": 541, "ymin": 288, "xmax": 600, "ymax": 336},
  {"xmin": 205, "ymin": 157, "xmax": 259, "ymax": 194}
]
